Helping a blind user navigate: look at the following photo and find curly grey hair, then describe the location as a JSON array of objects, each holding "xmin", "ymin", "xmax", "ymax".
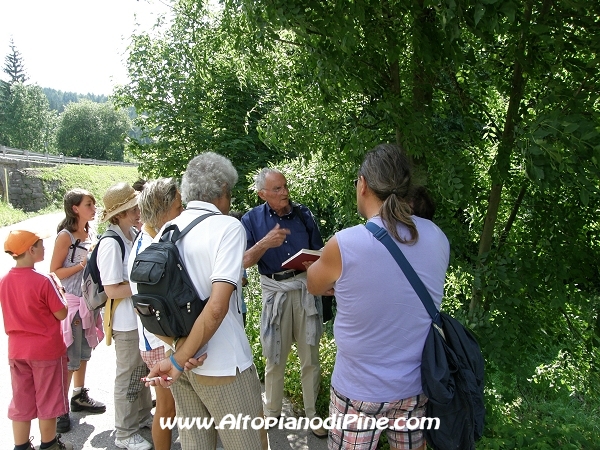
[
  {"xmin": 181, "ymin": 152, "xmax": 238, "ymax": 203},
  {"xmin": 254, "ymin": 167, "xmax": 283, "ymax": 192},
  {"xmin": 138, "ymin": 178, "xmax": 180, "ymax": 229}
]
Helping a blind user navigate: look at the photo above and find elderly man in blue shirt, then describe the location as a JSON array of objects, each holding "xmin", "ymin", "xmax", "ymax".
[{"xmin": 242, "ymin": 168, "xmax": 327, "ymax": 438}]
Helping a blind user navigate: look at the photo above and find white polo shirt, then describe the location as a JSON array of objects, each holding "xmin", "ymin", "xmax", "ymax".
[
  {"xmin": 161, "ymin": 201, "xmax": 252, "ymax": 377},
  {"xmin": 96, "ymin": 224, "xmax": 137, "ymax": 332}
]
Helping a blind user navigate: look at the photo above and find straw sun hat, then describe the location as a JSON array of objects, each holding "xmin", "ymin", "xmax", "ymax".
[{"xmin": 100, "ymin": 182, "xmax": 139, "ymax": 223}]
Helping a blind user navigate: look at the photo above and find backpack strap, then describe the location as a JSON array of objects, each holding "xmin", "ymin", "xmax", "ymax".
[
  {"xmin": 160, "ymin": 212, "xmax": 219, "ymax": 243},
  {"xmin": 365, "ymin": 221, "xmax": 442, "ymax": 327},
  {"xmin": 85, "ymin": 231, "xmax": 126, "ymax": 286},
  {"xmin": 99, "ymin": 230, "xmax": 126, "ymax": 261}
]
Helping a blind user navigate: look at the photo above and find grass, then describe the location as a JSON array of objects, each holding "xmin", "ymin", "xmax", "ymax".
[
  {"xmin": 0, "ymin": 164, "xmax": 139, "ymax": 227},
  {"xmin": 35, "ymin": 164, "xmax": 140, "ymax": 209},
  {"xmin": 0, "ymin": 202, "xmax": 61, "ymax": 227}
]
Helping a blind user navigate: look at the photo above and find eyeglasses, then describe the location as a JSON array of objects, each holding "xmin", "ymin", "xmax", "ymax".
[
  {"xmin": 353, "ymin": 179, "xmax": 359, "ymax": 188},
  {"xmin": 262, "ymin": 185, "xmax": 289, "ymax": 194}
]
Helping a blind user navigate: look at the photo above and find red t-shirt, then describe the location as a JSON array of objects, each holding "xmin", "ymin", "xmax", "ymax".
[{"xmin": 0, "ymin": 267, "xmax": 67, "ymax": 360}]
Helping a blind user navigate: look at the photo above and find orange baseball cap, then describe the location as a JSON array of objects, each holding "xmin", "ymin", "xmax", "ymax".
[{"xmin": 4, "ymin": 230, "xmax": 44, "ymax": 257}]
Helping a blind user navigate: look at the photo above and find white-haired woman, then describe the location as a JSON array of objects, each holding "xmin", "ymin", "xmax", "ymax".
[{"xmin": 127, "ymin": 178, "xmax": 183, "ymax": 450}]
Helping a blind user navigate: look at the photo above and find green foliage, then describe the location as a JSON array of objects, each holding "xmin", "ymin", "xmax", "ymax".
[
  {"xmin": 0, "ymin": 202, "xmax": 65, "ymax": 227},
  {"xmin": 113, "ymin": 1, "xmax": 291, "ymax": 207},
  {"xmin": 113, "ymin": 0, "xmax": 600, "ymax": 445},
  {"xmin": 0, "ymin": 82, "xmax": 57, "ymax": 151},
  {"xmin": 0, "ymin": 202, "xmax": 32, "ymax": 226},
  {"xmin": 481, "ymin": 370, "xmax": 600, "ymax": 449},
  {"xmin": 55, "ymin": 100, "xmax": 131, "ymax": 161}
]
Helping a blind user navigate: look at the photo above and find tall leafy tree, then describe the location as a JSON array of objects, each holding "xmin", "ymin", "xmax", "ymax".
[
  {"xmin": 113, "ymin": 0, "xmax": 600, "ymax": 442},
  {"xmin": 55, "ymin": 100, "xmax": 131, "ymax": 161},
  {"xmin": 221, "ymin": 0, "xmax": 600, "ymax": 443},
  {"xmin": 0, "ymin": 83, "xmax": 56, "ymax": 152},
  {"xmin": 227, "ymin": 0, "xmax": 600, "ymax": 301},
  {"xmin": 114, "ymin": 0, "xmax": 289, "ymax": 205},
  {"xmin": 0, "ymin": 41, "xmax": 58, "ymax": 152}
]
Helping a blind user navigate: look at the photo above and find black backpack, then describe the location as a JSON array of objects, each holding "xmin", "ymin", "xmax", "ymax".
[
  {"xmin": 81, "ymin": 231, "xmax": 125, "ymax": 311},
  {"xmin": 130, "ymin": 213, "xmax": 217, "ymax": 338},
  {"xmin": 366, "ymin": 222, "xmax": 485, "ymax": 450}
]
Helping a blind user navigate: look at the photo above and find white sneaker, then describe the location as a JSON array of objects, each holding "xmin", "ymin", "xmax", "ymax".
[{"xmin": 115, "ymin": 433, "xmax": 153, "ymax": 450}]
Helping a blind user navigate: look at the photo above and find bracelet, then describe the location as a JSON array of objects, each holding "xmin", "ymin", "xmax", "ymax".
[
  {"xmin": 170, "ymin": 353, "xmax": 184, "ymax": 372},
  {"xmin": 79, "ymin": 261, "xmax": 85, "ymax": 269}
]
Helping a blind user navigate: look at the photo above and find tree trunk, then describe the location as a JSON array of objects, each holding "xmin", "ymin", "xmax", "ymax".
[
  {"xmin": 498, "ymin": 182, "xmax": 528, "ymax": 250},
  {"xmin": 470, "ymin": 1, "xmax": 534, "ymax": 315}
]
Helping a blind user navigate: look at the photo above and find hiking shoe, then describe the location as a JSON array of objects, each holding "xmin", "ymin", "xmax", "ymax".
[
  {"xmin": 114, "ymin": 433, "xmax": 152, "ymax": 450},
  {"xmin": 20, "ymin": 436, "xmax": 35, "ymax": 449},
  {"xmin": 70, "ymin": 388, "xmax": 106, "ymax": 413},
  {"xmin": 56, "ymin": 413, "xmax": 71, "ymax": 433},
  {"xmin": 312, "ymin": 424, "xmax": 328, "ymax": 438},
  {"xmin": 42, "ymin": 435, "xmax": 73, "ymax": 450}
]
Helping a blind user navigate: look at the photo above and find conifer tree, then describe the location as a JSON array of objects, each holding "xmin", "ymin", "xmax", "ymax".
[{"xmin": 2, "ymin": 38, "xmax": 28, "ymax": 84}]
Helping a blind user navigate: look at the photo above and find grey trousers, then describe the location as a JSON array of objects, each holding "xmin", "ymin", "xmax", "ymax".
[{"xmin": 113, "ymin": 329, "xmax": 153, "ymax": 439}]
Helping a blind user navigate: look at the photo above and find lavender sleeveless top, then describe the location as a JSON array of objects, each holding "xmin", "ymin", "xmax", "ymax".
[
  {"xmin": 331, "ymin": 216, "xmax": 449, "ymax": 402},
  {"xmin": 57, "ymin": 229, "xmax": 91, "ymax": 297}
]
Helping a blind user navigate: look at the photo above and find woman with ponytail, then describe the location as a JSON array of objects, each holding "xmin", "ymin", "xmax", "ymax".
[{"xmin": 307, "ymin": 144, "xmax": 450, "ymax": 450}]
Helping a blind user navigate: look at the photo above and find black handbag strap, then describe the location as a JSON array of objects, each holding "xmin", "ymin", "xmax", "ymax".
[{"xmin": 365, "ymin": 221, "xmax": 442, "ymax": 327}]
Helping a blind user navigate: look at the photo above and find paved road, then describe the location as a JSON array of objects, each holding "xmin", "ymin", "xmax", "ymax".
[{"xmin": 0, "ymin": 213, "xmax": 328, "ymax": 450}]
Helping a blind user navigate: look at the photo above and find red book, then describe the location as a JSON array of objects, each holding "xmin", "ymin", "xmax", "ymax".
[{"xmin": 281, "ymin": 249, "xmax": 322, "ymax": 271}]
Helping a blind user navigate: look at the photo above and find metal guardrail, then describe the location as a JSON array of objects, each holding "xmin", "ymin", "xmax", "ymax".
[{"xmin": 0, "ymin": 145, "xmax": 137, "ymax": 167}]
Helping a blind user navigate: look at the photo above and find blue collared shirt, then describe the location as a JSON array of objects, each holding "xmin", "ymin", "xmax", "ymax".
[{"xmin": 242, "ymin": 202, "xmax": 324, "ymax": 275}]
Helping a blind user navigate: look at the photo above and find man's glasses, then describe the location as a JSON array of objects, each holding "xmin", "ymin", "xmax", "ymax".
[
  {"xmin": 353, "ymin": 179, "xmax": 359, "ymax": 187},
  {"xmin": 262, "ymin": 185, "xmax": 289, "ymax": 194}
]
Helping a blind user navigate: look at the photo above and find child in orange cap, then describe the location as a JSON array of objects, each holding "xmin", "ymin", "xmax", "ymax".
[{"xmin": 0, "ymin": 230, "xmax": 73, "ymax": 450}]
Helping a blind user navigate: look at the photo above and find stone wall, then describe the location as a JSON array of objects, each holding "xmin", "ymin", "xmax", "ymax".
[{"xmin": 0, "ymin": 158, "xmax": 57, "ymax": 212}]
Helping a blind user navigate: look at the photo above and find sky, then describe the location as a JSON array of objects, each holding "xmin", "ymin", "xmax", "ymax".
[{"xmin": 0, "ymin": 0, "xmax": 172, "ymax": 96}]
